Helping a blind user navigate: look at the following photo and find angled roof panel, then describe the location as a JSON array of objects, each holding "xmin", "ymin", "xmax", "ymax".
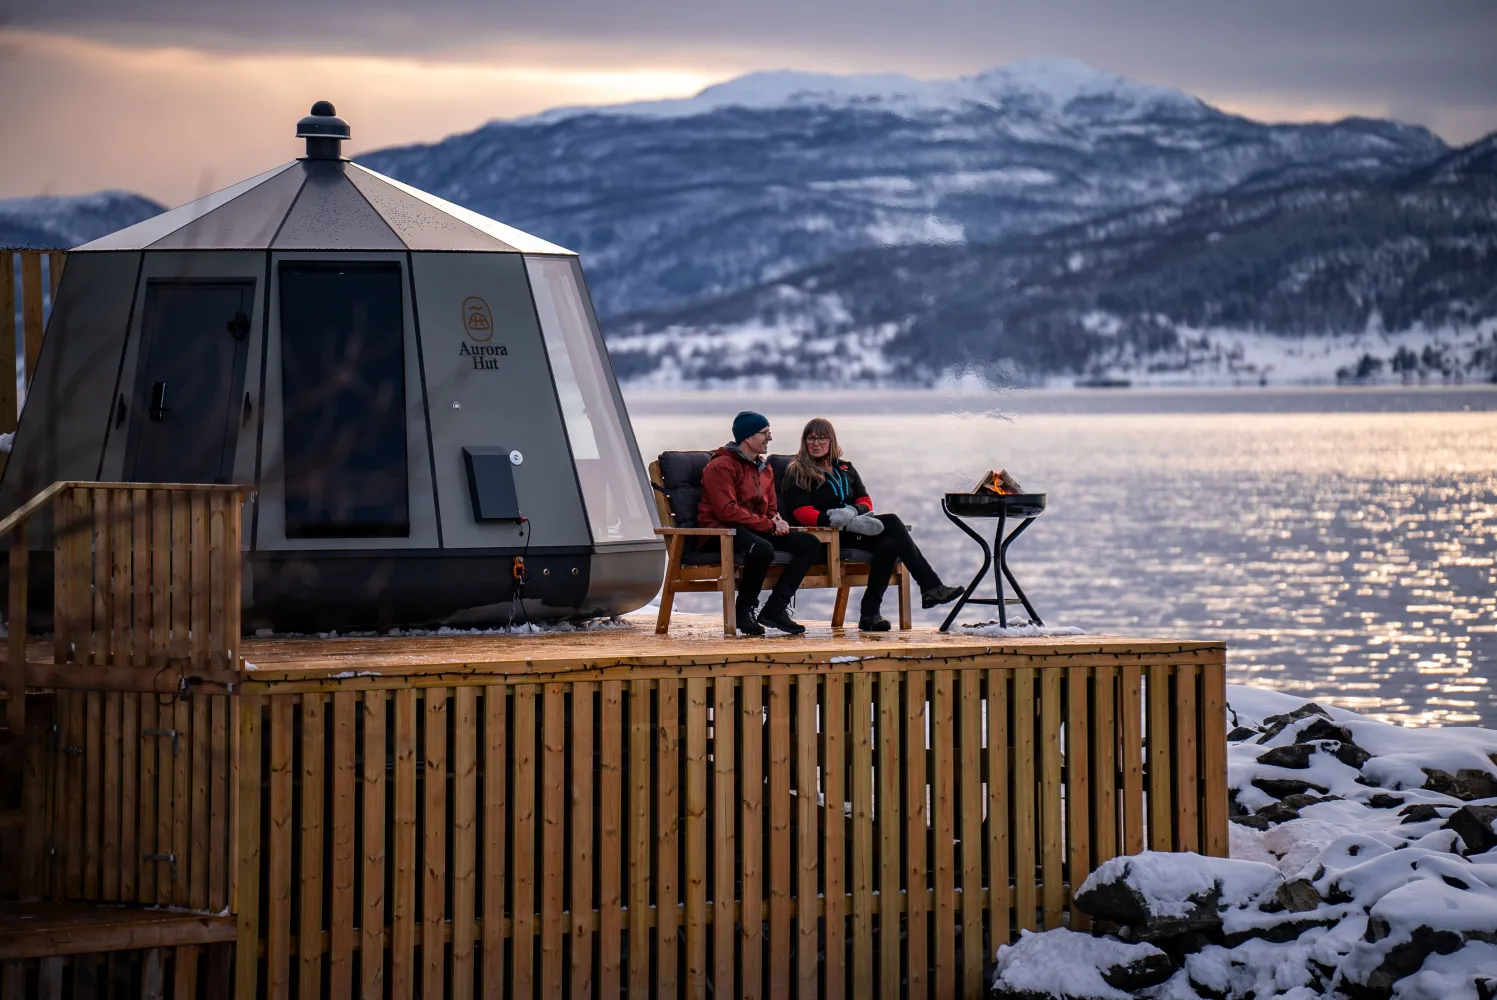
[
  {"xmin": 73, "ymin": 163, "xmax": 297, "ymax": 251},
  {"xmin": 346, "ymin": 166, "xmax": 514, "ymax": 251},
  {"xmin": 350, "ymin": 164, "xmax": 575, "ymax": 255},
  {"xmin": 147, "ymin": 161, "xmax": 308, "ymax": 250},
  {"xmin": 272, "ymin": 161, "xmax": 403, "ymax": 250}
]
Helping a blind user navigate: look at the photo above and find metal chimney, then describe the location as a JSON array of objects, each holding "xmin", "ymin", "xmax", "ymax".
[{"xmin": 296, "ymin": 101, "xmax": 351, "ymax": 160}]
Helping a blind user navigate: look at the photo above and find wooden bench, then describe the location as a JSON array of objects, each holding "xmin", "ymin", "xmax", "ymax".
[{"xmin": 649, "ymin": 452, "xmax": 911, "ymax": 635}]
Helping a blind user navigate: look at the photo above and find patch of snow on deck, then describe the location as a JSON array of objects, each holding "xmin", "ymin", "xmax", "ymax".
[{"xmin": 957, "ymin": 620, "xmax": 1086, "ymax": 637}]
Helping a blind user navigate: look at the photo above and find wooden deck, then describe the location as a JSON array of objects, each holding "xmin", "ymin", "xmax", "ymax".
[
  {"xmin": 216, "ymin": 612, "xmax": 1228, "ymax": 1000},
  {"xmin": 0, "ymin": 472, "xmax": 1231, "ymax": 1000},
  {"xmin": 238, "ymin": 610, "xmax": 1224, "ymax": 681}
]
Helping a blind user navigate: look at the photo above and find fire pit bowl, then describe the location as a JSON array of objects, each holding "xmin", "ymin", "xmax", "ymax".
[{"xmin": 942, "ymin": 492, "xmax": 1047, "ymax": 519}]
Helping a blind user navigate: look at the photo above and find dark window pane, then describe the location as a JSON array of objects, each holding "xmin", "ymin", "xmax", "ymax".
[{"xmin": 279, "ymin": 261, "xmax": 409, "ymax": 537}]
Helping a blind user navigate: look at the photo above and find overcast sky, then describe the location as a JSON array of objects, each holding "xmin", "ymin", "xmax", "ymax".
[{"xmin": 3, "ymin": 0, "xmax": 1494, "ymax": 205}]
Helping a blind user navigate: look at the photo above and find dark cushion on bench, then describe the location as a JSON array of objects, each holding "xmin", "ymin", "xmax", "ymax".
[
  {"xmin": 768, "ymin": 453, "xmax": 793, "ymax": 496},
  {"xmin": 657, "ymin": 450, "xmax": 712, "ymax": 528}
]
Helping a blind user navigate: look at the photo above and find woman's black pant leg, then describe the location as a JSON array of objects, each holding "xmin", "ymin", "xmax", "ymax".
[{"xmin": 855, "ymin": 513, "xmax": 943, "ymax": 616}]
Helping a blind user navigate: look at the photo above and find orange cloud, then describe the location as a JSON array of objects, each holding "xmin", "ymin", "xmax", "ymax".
[{"xmin": 0, "ymin": 29, "xmax": 740, "ymax": 204}]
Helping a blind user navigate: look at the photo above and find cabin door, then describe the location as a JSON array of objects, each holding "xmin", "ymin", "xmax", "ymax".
[{"xmin": 124, "ymin": 281, "xmax": 254, "ymax": 484}]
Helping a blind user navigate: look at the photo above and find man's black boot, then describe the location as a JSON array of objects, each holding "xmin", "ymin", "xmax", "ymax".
[
  {"xmin": 758, "ymin": 599, "xmax": 806, "ymax": 635},
  {"xmin": 736, "ymin": 601, "xmax": 767, "ymax": 636},
  {"xmin": 858, "ymin": 614, "xmax": 892, "ymax": 632},
  {"xmin": 921, "ymin": 584, "xmax": 963, "ymax": 609}
]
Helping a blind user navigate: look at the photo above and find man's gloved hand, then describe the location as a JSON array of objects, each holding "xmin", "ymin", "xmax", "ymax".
[
  {"xmin": 846, "ymin": 513, "xmax": 884, "ymax": 536},
  {"xmin": 826, "ymin": 506, "xmax": 859, "ymax": 528}
]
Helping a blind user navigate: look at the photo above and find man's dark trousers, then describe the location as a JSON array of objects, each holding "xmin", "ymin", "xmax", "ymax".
[{"xmin": 734, "ymin": 528, "xmax": 820, "ymax": 609}]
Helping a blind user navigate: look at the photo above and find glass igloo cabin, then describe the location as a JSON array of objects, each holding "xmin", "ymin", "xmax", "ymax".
[{"xmin": 0, "ymin": 102, "xmax": 663, "ymax": 631}]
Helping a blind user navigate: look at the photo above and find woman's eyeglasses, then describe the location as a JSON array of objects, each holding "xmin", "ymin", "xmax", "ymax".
[{"xmin": 805, "ymin": 434, "xmax": 830, "ymax": 443}]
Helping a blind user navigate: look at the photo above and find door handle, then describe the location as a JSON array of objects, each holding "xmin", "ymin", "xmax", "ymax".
[
  {"xmin": 227, "ymin": 311, "xmax": 251, "ymax": 340},
  {"xmin": 149, "ymin": 382, "xmax": 168, "ymax": 420}
]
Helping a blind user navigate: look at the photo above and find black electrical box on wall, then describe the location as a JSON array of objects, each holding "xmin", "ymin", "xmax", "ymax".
[{"xmin": 462, "ymin": 446, "xmax": 523, "ymax": 521}]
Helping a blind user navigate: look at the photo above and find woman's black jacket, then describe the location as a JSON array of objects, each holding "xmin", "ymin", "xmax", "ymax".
[{"xmin": 779, "ymin": 460, "xmax": 874, "ymax": 527}]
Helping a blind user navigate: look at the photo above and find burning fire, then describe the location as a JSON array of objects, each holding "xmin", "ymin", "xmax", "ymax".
[{"xmin": 973, "ymin": 469, "xmax": 1024, "ymax": 496}]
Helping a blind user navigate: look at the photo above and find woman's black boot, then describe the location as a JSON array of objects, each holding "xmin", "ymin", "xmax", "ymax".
[
  {"xmin": 921, "ymin": 584, "xmax": 963, "ymax": 608},
  {"xmin": 858, "ymin": 614, "xmax": 892, "ymax": 632}
]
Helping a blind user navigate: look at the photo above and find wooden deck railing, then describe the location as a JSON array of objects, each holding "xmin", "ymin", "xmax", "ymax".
[
  {"xmin": 2, "ymin": 481, "xmax": 250, "ymax": 903},
  {"xmin": 234, "ymin": 648, "xmax": 1228, "ymax": 1000},
  {"xmin": 0, "ymin": 250, "xmax": 65, "ymax": 473},
  {"xmin": 0, "ymin": 482, "xmax": 250, "ymax": 996}
]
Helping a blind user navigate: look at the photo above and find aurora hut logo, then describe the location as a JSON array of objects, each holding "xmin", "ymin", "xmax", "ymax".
[
  {"xmin": 459, "ymin": 295, "xmax": 508, "ymax": 370},
  {"xmin": 462, "ymin": 297, "xmax": 494, "ymax": 341}
]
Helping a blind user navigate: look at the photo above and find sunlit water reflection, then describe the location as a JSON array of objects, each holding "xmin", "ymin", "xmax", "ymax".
[{"xmin": 626, "ymin": 387, "xmax": 1497, "ymax": 727}]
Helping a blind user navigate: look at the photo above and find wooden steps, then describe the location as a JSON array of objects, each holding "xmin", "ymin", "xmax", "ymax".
[
  {"xmin": 0, "ymin": 904, "xmax": 234, "ymax": 961},
  {"xmin": 1, "ymin": 903, "xmax": 233, "ymax": 1000}
]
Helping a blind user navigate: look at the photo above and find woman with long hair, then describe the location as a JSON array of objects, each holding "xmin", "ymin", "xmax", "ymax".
[{"xmin": 780, "ymin": 417, "xmax": 962, "ymax": 630}]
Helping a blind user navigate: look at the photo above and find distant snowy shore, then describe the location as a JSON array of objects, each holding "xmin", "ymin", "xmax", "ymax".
[
  {"xmin": 990, "ymin": 685, "xmax": 1497, "ymax": 1000},
  {"xmin": 608, "ymin": 319, "xmax": 1497, "ymax": 391}
]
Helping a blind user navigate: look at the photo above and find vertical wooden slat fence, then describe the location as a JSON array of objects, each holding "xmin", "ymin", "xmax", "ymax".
[
  {"xmin": 236, "ymin": 645, "xmax": 1227, "ymax": 1000},
  {"xmin": 1, "ymin": 481, "xmax": 249, "ymax": 997}
]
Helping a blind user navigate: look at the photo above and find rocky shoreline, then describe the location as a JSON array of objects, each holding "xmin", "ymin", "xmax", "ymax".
[{"xmin": 989, "ymin": 686, "xmax": 1497, "ymax": 1000}]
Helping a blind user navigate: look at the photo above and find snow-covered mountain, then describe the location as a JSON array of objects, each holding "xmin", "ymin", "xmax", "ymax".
[
  {"xmin": 523, "ymin": 58, "xmax": 1203, "ymax": 125},
  {"xmin": 607, "ymin": 133, "xmax": 1497, "ymax": 387},
  {"xmin": 0, "ymin": 191, "xmax": 165, "ymax": 249},
  {"xmin": 358, "ymin": 58, "xmax": 1447, "ymax": 317}
]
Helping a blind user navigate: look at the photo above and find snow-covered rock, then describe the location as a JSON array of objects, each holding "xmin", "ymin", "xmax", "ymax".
[
  {"xmin": 990, "ymin": 929, "xmax": 1174, "ymax": 1000},
  {"xmin": 1074, "ymin": 853, "xmax": 1283, "ymax": 940},
  {"xmin": 1338, "ymin": 879, "xmax": 1497, "ymax": 998},
  {"xmin": 990, "ymin": 685, "xmax": 1497, "ymax": 1000}
]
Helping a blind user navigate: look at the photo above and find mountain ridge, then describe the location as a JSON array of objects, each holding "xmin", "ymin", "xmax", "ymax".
[
  {"xmin": 517, "ymin": 57, "xmax": 1207, "ymax": 125},
  {"xmin": 358, "ymin": 61, "xmax": 1446, "ymax": 318},
  {"xmin": 0, "ymin": 191, "xmax": 165, "ymax": 250},
  {"xmin": 606, "ymin": 130, "xmax": 1497, "ymax": 387}
]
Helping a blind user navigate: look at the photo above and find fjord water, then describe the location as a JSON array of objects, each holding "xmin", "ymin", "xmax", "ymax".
[{"xmin": 627, "ymin": 387, "xmax": 1497, "ymax": 727}]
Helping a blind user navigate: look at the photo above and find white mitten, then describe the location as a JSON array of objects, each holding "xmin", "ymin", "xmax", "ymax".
[
  {"xmin": 846, "ymin": 513, "xmax": 884, "ymax": 536},
  {"xmin": 825, "ymin": 506, "xmax": 858, "ymax": 528}
]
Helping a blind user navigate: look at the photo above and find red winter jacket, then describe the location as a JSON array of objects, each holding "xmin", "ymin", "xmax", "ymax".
[{"xmin": 698, "ymin": 444, "xmax": 779, "ymax": 534}]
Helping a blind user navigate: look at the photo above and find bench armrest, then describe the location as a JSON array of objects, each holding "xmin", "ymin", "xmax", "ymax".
[
  {"xmin": 655, "ymin": 527, "xmax": 736, "ymax": 536},
  {"xmin": 790, "ymin": 526, "xmax": 838, "ymax": 539}
]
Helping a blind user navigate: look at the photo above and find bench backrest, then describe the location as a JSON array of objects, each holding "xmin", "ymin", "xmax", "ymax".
[{"xmin": 651, "ymin": 451, "xmax": 796, "ymax": 529}]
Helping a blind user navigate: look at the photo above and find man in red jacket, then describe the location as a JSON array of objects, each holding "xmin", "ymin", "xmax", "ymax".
[{"xmin": 698, "ymin": 411, "xmax": 819, "ymax": 635}]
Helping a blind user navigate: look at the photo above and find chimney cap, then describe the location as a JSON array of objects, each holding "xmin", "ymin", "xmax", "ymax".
[{"xmin": 296, "ymin": 101, "xmax": 351, "ymax": 141}]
